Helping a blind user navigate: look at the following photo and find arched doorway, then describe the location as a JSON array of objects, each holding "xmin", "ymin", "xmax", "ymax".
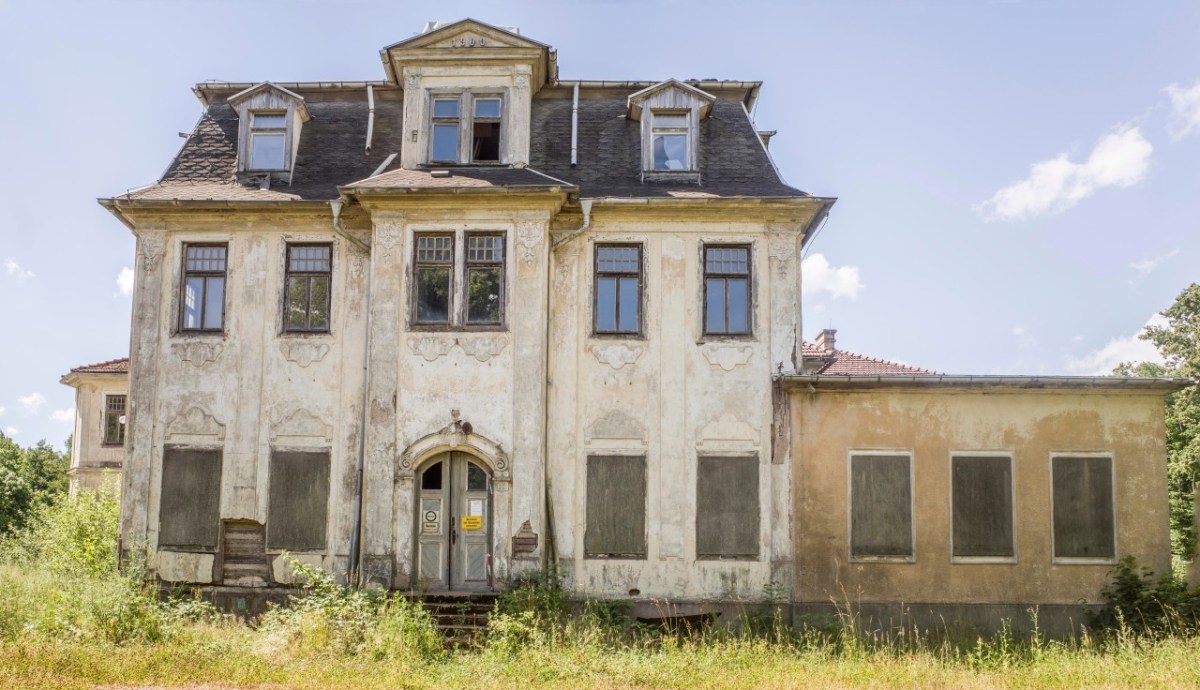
[{"xmin": 415, "ymin": 452, "xmax": 493, "ymax": 591}]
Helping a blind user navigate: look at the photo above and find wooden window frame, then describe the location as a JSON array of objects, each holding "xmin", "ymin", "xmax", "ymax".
[
  {"xmin": 463, "ymin": 231, "xmax": 506, "ymax": 326},
  {"xmin": 426, "ymin": 91, "xmax": 505, "ymax": 165},
  {"xmin": 282, "ymin": 243, "xmax": 333, "ymax": 334},
  {"xmin": 1049, "ymin": 452, "xmax": 1118, "ymax": 565},
  {"xmin": 847, "ymin": 450, "xmax": 916, "ymax": 563},
  {"xmin": 248, "ymin": 111, "xmax": 288, "ymax": 172},
  {"xmin": 702, "ymin": 243, "xmax": 753, "ymax": 337},
  {"xmin": 948, "ymin": 451, "xmax": 1017, "ymax": 564},
  {"xmin": 102, "ymin": 394, "xmax": 126, "ymax": 447},
  {"xmin": 592, "ymin": 243, "xmax": 644, "ymax": 337},
  {"xmin": 412, "ymin": 233, "xmax": 455, "ymax": 328},
  {"xmin": 178, "ymin": 243, "xmax": 228, "ymax": 334},
  {"xmin": 649, "ymin": 109, "xmax": 693, "ymax": 172}
]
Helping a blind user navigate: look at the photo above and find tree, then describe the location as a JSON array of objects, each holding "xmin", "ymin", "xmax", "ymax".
[
  {"xmin": 0, "ymin": 432, "xmax": 69, "ymax": 536},
  {"xmin": 1116, "ymin": 283, "xmax": 1200, "ymax": 569}
]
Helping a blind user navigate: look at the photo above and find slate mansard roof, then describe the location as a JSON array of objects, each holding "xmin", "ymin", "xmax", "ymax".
[{"xmin": 110, "ymin": 85, "xmax": 807, "ymax": 203}]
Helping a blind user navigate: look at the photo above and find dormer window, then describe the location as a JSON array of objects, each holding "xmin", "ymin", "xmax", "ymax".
[
  {"xmin": 227, "ymin": 82, "xmax": 311, "ymax": 184},
  {"xmin": 651, "ymin": 111, "xmax": 690, "ymax": 171},
  {"xmin": 628, "ymin": 79, "xmax": 715, "ymax": 181},
  {"xmin": 250, "ymin": 112, "xmax": 287, "ymax": 170},
  {"xmin": 428, "ymin": 92, "xmax": 504, "ymax": 164}
]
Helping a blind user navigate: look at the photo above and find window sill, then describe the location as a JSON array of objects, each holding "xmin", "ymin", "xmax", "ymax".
[
  {"xmin": 101, "ymin": 443, "xmax": 126, "ymax": 449},
  {"xmin": 1052, "ymin": 557, "xmax": 1118, "ymax": 565},
  {"xmin": 280, "ymin": 330, "xmax": 333, "ymax": 338},
  {"xmin": 696, "ymin": 555, "xmax": 760, "ymax": 562},
  {"xmin": 697, "ymin": 333, "xmax": 756, "ymax": 344},
  {"xmin": 951, "ymin": 556, "xmax": 1017, "ymax": 565},
  {"xmin": 409, "ymin": 324, "xmax": 509, "ymax": 333},
  {"xmin": 590, "ymin": 332, "xmax": 646, "ymax": 340},
  {"xmin": 175, "ymin": 330, "xmax": 226, "ymax": 338},
  {"xmin": 584, "ymin": 554, "xmax": 648, "ymax": 561},
  {"xmin": 849, "ymin": 555, "xmax": 915, "ymax": 564}
]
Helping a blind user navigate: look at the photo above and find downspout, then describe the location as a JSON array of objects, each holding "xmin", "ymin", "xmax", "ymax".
[
  {"xmin": 333, "ymin": 198, "xmax": 372, "ymax": 587},
  {"xmin": 570, "ymin": 82, "xmax": 579, "ymax": 166},
  {"xmin": 365, "ymin": 85, "xmax": 375, "ymax": 153},
  {"xmin": 549, "ymin": 198, "xmax": 592, "ymax": 250}
]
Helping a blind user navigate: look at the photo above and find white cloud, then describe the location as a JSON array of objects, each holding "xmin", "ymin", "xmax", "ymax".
[
  {"xmin": 1066, "ymin": 315, "xmax": 1166, "ymax": 375},
  {"xmin": 50, "ymin": 407, "xmax": 75, "ymax": 423},
  {"xmin": 0, "ymin": 406, "xmax": 5, "ymax": 416},
  {"xmin": 18, "ymin": 392, "xmax": 46, "ymax": 414},
  {"xmin": 4, "ymin": 427, "xmax": 17, "ymax": 436},
  {"xmin": 802, "ymin": 253, "xmax": 863, "ymax": 300},
  {"xmin": 3, "ymin": 257, "xmax": 35, "ymax": 280},
  {"xmin": 1165, "ymin": 80, "xmax": 1200, "ymax": 141},
  {"xmin": 976, "ymin": 125, "xmax": 1152, "ymax": 221},
  {"xmin": 115, "ymin": 267, "xmax": 135, "ymax": 296},
  {"xmin": 1130, "ymin": 248, "xmax": 1179, "ymax": 275},
  {"xmin": 1012, "ymin": 326, "xmax": 1026, "ymax": 336}
]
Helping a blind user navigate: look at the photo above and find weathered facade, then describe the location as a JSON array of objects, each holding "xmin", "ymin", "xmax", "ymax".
[
  {"xmin": 98, "ymin": 19, "xmax": 1190, "ymax": 625},
  {"xmin": 60, "ymin": 358, "xmax": 129, "ymax": 493}
]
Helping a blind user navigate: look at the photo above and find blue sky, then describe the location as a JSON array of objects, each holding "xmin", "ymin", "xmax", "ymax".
[{"xmin": 1, "ymin": 0, "xmax": 1197, "ymax": 449}]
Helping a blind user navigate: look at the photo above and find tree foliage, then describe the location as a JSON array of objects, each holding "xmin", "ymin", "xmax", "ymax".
[
  {"xmin": 0, "ymin": 432, "xmax": 69, "ymax": 537},
  {"xmin": 1116, "ymin": 283, "xmax": 1200, "ymax": 564}
]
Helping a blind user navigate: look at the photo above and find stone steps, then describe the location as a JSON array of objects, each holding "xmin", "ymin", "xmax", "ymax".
[{"xmin": 419, "ymin": 592, "xmax": 499, "ymax": 646}]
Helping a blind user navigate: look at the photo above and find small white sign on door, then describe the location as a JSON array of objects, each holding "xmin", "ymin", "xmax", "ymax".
[{"xmin": 468, "ymin": 498, "xmax": 484, "ymax": 517}]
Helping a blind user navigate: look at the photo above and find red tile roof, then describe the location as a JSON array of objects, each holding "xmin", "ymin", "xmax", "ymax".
[
  {"xmin": 68, "ymin": 357, "xmax": 129, "ymax": 374},
  {"xmin": 801, "ymin": 345, "xmax": 940, "ymax": 376}
]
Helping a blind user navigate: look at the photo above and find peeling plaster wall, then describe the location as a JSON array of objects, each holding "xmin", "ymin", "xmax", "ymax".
[
  {"xmin": 66, "ymin": 374, "xmax": 128, "ymax": 493},
  {"xmin": 547, "ymin": 213, "xmax": 804, "ymax": 601},
  {"xmin": 792, "ymin": 388, "xmax": 1172, "ymax": 606},
  {"xmin": 122, "ymin": 217, "xmax": 368, "ymax": 584}
]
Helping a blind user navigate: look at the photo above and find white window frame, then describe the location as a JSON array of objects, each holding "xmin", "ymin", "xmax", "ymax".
[
  {"xmin": 847, "ymin": 450, "xmax": 916, "ymax": 563},
  {"xmin": 1049, "ymin": 451, "xmax": 1118, "ymax": 565},
  {"xmin": 948, "ymin": 450, "xmax": 1017, "ymax": 565},
  {"xmin": 425, "ymin": 91, "xmax": 505, "ymax": 165},
  {"xmin": 248, "ymin": 111, "xmax": 288, "ymax": 171}
]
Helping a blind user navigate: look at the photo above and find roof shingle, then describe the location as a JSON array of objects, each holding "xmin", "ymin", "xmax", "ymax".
[{"xmin": 801, "ymin": 345, "xmax": 940, "ymax": 376}]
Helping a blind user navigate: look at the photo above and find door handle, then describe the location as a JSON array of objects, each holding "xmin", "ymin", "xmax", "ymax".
[{"xmin": 451, "ymin": 526, "xmax": 457, "ymax": 545}]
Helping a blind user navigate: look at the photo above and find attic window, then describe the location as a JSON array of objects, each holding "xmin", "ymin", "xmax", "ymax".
[
  {"xmin": 651, "ymin": 111, "xmax": 690, "ymax": 171},
  {"xmin": 250, "ymin": 112, "xmax": 287, "ymax": 170},
  {"xmin": 428, "ymin": 92, "xmax": 504, "ymax": 164}
]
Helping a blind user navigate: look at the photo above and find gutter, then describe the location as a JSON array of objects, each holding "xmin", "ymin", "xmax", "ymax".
[{"xmin": 781, "ymin": 374, "xmax": 1194, "ymax": 393}]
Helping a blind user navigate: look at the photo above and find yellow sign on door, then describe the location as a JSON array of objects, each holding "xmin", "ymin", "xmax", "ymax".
[{"xmin": 461, "ymin": 516, "xmax": 483, "ymax": 531}]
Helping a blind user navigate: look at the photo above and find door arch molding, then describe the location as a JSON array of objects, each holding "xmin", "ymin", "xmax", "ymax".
[{"xmin": 399, "ymin": 424, "xmax": 509, "ymax": 479}]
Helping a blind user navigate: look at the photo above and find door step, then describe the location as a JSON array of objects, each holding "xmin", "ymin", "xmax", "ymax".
[{"xmin": 419, "ymin": 592, "xmax": 499, "ymax": 646}]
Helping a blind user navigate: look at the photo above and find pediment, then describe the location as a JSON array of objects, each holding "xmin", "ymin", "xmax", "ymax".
[
  {"xmin": 227, "ymin": 82, "xmax": 310, "ymax": 121},
  {"xmin": 383, "ymin": 19, "xmax": 547, "ymax": 53},
  {"xmin": 628, "ymin": 79, "xmax": 716, "ymax": 121}
]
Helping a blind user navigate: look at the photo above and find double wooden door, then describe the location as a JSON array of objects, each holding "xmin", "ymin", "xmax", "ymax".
[{"xmin": 416, "ymin": 453, "xmax": 492, "ymax": 590}]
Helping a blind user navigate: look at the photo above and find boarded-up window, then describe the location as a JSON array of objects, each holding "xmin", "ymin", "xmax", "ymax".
[
  {"xmin": 696, "ymin": 455, "xmax": 759, "ymax": 558},
  {"xmin": 1052, "ymin": 455, "xmax": 1115, "ymax": 560},
  {"xmin": 952, "ymin": 455, "xmax": 1014, "ymax": 559},
  {"xmin": 159, "ymin": 447, "xmax": 222, "ymax": 549},
  {"xmin": 850, "ymin": 453, "xmax": 913, "ymax": 558},
  {"xmin": 267, "ymin": 450, "xmax": 330, "ymax": 551},
  {"xmin": 585, "ymin": 455, "xmax": 646, "ymax": 558}
]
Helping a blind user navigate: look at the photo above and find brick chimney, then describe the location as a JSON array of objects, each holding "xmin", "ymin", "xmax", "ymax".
[{"xmin": 815, "ymin": 328, "xmax": 837, "ymax": 353}]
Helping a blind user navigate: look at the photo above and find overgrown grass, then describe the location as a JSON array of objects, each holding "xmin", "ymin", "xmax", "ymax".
[{"xmin": 4, "ymin": 491, "xmax": 1200, "ymax": 688}]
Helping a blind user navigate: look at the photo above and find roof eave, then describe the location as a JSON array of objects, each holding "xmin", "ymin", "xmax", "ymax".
[{"xmin": 781, "ymin": 374, "xmax": 1195, "ymax": 393}]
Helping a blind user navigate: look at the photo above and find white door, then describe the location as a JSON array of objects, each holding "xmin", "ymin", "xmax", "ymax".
[{"xmin": 416, "ymin": 453, "xmax": 492, "ymax": 591}]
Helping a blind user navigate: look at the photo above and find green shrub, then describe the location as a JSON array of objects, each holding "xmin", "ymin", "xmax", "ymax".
[
  {"xmin": 1088, "ymin": 556, "xmax": 1200, "ymax": 635},
  {"xmin": 0, "ymin": 480, "xmax": 119, "ymax": 577}
]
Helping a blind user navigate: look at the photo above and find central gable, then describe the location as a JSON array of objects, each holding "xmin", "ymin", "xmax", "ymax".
[{"xmin": 380, "ymin": 18, "xmax": 556, "ymax": 89}]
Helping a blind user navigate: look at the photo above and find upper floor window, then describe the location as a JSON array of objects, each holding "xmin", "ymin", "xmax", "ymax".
[
  {"xmin": 284, "ymin": 244, "xmax": 332, "ymax": 333},
  {"xmin": 594, "ymin": 244, "xmax": 642, "ymax": 335},
  {"xmin": 249, "ymin": 112, "xmax": 287, "ymax": 170},
  {"xmin": 103, "ymin": 394, "xmax": 126, "ymax": 446},
  {"xmin": 704, "ymin": 245, "xmax": 751, "ymax": 335},
  {"xmin": 651, "ymin": 111, "xmax": 690, "ymax": 171},
  {"xmin": 180, "ymin": 244, "xmax": 227, "ymax": 333},
  {"xmin": 428, "ymin": 93, "xmax": 503, "ymax": 164},
  {"xmin": 413, "ymin": 232, "xmax": 505, "ymax": 327}
]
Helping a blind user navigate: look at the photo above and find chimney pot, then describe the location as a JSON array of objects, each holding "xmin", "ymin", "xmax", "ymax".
[{"xmin": 816, "ymin": 328, "xmax": 837, "ymax": 352}]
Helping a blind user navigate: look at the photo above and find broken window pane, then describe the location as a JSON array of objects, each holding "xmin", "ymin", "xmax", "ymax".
[
  {"xmin": 421, "ymin": 461, "xmax": 443, "ymax": 491},
  {"xmin": 652, "ymin": 133, "xmax": 688, "ymax": 170},
  {"xmin": 472, "ymin": 121, "xmax": 500, "ymax": 161}
]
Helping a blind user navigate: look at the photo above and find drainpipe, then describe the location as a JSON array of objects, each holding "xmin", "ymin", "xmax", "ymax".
[
  {"xmin": 570, "ymin": 82, "xmax": 579, "ymax": 167},
  {"xmin": 333, "ymin": 198, "xmax": 372, "ymax": 587},
  {"xmin": 365, "ymin": 85, "xmax": 375, "ymax": 153},
  {"xmin": 549, "ymin": 198, "xmax": 593, "ymax": 250}
]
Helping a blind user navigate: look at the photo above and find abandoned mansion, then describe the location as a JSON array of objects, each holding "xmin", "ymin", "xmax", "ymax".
[{"xmin": 91, "ymin": 19, "xmax": 1190, "ymax": 630}]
